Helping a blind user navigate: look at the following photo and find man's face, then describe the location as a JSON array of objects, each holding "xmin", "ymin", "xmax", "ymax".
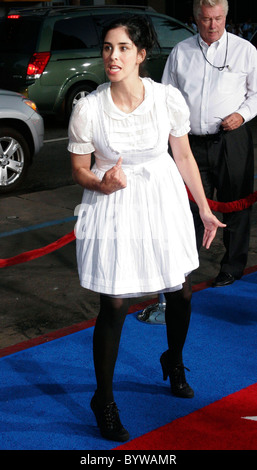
[{"xmin": 196, "ymin": 4, "xmax": 226, "ymax": 45}]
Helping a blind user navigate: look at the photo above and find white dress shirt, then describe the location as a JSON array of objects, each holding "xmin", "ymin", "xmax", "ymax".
[{"xmin": 162, "ymin": 31, "xmax": 257, "ymax": 135}]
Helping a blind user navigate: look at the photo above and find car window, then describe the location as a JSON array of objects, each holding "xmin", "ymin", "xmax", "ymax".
[
  {"xmin": 92, "ymin": 13, "xmax": 122, "ymax": 41},
  {"xmin": 0, "ymin": 17, "xmax": 39, "ymax": 53},
  {"xmin": 92, "ymin": 13, "xmax": 194, "ymax": 50},
  {"xmin": 150, "ymin": 16, "xmax": 194, "ymax": 48},
  {"xmin": 51, "ymin": 16, "xmax": 99, "ymax": 51}
]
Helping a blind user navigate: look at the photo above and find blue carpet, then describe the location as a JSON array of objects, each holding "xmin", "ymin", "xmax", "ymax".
[{"xmin": 0, "ymin": 272, "xmax": 256, "ymax": 450}]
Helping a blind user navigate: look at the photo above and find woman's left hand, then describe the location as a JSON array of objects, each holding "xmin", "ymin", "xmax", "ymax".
[{"xmin": 200, "ymin": 210, "xmax": 226, "ymax": 249}]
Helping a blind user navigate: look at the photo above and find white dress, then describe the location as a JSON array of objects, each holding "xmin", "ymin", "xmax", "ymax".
[{"xmin": 68, "ymin": 78, "xmax": 199, "ymax": 297}]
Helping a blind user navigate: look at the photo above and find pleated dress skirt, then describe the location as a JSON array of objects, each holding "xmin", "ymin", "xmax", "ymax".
[{"xmin": 75, "ymin": 153, "xmax": 199, "ymax": 297}]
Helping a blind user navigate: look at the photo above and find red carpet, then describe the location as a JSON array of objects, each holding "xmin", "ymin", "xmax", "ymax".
[{"xmin": 115, "ymin": 383, "xmax": 257, "ymax": 450}]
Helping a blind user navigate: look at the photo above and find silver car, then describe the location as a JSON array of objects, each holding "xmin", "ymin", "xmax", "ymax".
[{"xmin": 0, "ymin": 89, "xmax": 44, "ymax": 193}]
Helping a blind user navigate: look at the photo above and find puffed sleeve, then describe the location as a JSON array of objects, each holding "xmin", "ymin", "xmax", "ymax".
[
  {"xmin": 67, "ymin": 96, "xmax": 95, "ymax": 154},
  {"xmin": 165, "ymin": 84, "xmax": 191, "ymax": 137}
]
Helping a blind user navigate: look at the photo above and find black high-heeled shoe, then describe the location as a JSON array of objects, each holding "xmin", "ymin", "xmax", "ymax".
[
  {"xmin": 160, "ymin": 350, "xmax": 194, "ymax": 398},
  {"xmin": 90, "ymin": 393, "xmax": 130, "ymax": 442}
]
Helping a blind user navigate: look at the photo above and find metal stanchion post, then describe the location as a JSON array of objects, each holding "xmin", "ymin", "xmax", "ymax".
[{"xmin": 137, "ymin": 292, "xmax": 166, "ymax": 324}]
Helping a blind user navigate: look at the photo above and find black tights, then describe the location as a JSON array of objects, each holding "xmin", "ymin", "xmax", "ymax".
[
  {"xmin": 93, "ymin": 295, "xmax": 129, "ymax": 405},
  {"xmin": 164, "ymin": 276, "xmax": 192, "ymax": 367},
  {"xmin": 93, "ymin": 278, "xmax": 192, "ymax": 405}
]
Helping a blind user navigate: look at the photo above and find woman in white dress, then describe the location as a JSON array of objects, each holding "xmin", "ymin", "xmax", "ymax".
[{"xmin": 68, "ymin": 15, "xmax": 225, "ymax": 442}]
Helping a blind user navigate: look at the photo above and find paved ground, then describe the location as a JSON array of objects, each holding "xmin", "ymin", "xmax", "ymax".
[{"xmin": 1, "ymin": 119, "xmax": 257, "ymax": 350}]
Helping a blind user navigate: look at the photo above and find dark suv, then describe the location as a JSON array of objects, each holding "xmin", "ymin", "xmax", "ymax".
[{"xmin": 0, "ymin": 5, "xmax": 195, "ymax": 118}]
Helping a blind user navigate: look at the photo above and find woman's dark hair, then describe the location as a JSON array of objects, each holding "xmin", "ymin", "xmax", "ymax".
[{"xmin": 101, "ymin": 14, "xmax": 160, "ymax": 58}]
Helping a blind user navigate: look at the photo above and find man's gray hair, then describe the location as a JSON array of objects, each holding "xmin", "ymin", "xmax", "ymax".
[{"xmin": 193, "ymin": 0, "xmax": 229, "ymax": 20}]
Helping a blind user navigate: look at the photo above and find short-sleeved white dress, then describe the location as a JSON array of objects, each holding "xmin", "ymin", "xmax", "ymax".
[{"xmin": 68, "ymin": 78, "xmax": 199, "ymax": 297}]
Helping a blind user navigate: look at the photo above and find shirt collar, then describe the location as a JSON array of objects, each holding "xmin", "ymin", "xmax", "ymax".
[{"xmin": 101, "ymin": 77, "xmax": 154, "ymax": 120}]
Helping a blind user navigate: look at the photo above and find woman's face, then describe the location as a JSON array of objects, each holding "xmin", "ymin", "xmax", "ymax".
[{"xmin": 102, "ymin": 26, "xmax": 145, "ymax": 83}]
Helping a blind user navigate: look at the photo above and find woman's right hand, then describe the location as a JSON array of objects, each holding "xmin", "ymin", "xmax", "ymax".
[
  {"xmin": 200, "ymin": 209, "xmax": 226, "ymax": 250},
  {"xmin": 100, "ymin": 157, "xmax": 127, "ymax": 195}
]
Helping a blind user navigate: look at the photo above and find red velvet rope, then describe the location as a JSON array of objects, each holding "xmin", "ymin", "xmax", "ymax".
[
  {"xmin": 0, "ymin": 230, "xmax": 75, "ymax": 268},
  {"xmin": 0, "ymin": 189, "xmax": 256, "ymax": 268},
  {"xmin": 186, "ymin": 188, "xmax": 257, "ymax": 213}
]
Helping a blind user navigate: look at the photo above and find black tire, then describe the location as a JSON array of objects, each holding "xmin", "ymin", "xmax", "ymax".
[
  {"xmin": 0, "ymin": 127, "xmax": 30, "ymax": 194},
  {"xmin": 65, "ymin": 83, "xmax": 95, "ymax": 119}
]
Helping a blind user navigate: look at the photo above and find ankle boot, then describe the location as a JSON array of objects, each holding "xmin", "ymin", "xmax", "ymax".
[
  {"xmin": 90, "ymin": 393, "xmax": 130, "ymax": 442},
  {"xmin": 160, "ymin": 350, "xmax": 194, "ymax": 398}
]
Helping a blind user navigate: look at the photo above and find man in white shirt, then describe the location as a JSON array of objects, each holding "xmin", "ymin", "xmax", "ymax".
[{"xmin": 162, "ymin": 0, "xmax": 257, "ymax": 287}]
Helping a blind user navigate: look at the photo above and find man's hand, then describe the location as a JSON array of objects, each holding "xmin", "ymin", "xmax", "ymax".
[{"xmin": 221, "ymin": 112, "xmax": 244, "ymax": 131}]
